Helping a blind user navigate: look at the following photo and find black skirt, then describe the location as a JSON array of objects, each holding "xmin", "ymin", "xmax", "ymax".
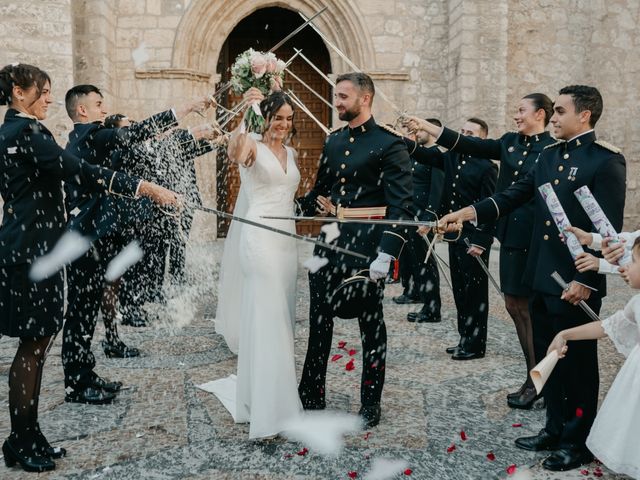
[
  {"xmin": 499, "ymin": 247, "xmax": 531, "ymax": 297},
  {"xmin": 0, "ymin": 264, "xmax": 64, "ymax": 338}
]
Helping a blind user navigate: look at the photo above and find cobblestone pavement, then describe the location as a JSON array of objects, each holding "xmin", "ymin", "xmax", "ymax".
[{"xmin": 0, "ymin": 241, "xmax": 633, "ymax": 479}]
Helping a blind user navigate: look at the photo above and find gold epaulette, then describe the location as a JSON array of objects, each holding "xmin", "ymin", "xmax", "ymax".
[
  {"xmin": 595, "ymin": 140, "xmax": 621, "ymax": 153},
  {"xmin": 378, "ymin": 123, "xmax": 405, "ymax": 138},
  {"xmin": 544, "ymin": 140, "xmax": 564, "ymax": 150}
]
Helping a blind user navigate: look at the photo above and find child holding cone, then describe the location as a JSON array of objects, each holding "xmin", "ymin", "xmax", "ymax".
[{"xmin": 547, "ymin": 237, "xmax": 640, "ymax": 478}]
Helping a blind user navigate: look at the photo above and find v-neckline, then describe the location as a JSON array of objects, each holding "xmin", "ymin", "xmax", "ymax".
[{"xmin": 263, "ymin": 143, "xmax": 288, "ymax": 175}]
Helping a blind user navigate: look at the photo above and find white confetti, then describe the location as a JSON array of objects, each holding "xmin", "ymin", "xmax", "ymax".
[
  {"xmin": 131, "ymin": 42, "xmax": 150, "ymax": 68},
  {"xmin": 364, "ymin": 458, "xmax": 410, "ymax": 480},
  {"xmin": 29, "ymin": 231, "xmax": 91, "ymax": 281},
  {"xmin": 303, "ymin": 255, "xmax": 329, "ymax": 273},
  {"xmin": 321, "ymin": 222, "xmax": 341, "ymax": 243},
  {"xmin": 135, "ymin": 432, "xmax": 145, "ymax": 438},
  {"xmin": 282, "ymin": 411, "xmax": 362, "ymax": 455},
  {"xmin": 105, "ymin": 241, "xmax": 144, "ymax": 282}
]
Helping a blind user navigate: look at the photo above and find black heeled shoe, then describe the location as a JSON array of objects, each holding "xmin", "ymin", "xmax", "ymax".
[
  {"xmin": 102, "ymin": 339, "xmax": 140, "ymax": 358},
  {"xmin": 35, "ymin": 424, "xmax": 66, "ymax": 459},
  {"xmin": 507, "ymin": 381, "xmax": 529, "ymax": 400},
  {"xmin": 507, "ymin": 386, "xmax": 542, "ymax": 410},
  {"xmin": 3, "ymin": 439, "xmax": 55, "ymax": 472}
]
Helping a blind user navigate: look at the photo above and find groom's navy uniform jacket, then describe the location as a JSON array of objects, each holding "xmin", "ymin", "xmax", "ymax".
[
  {"xmin": 297, "ymin": 116, "xmax": 414, "ymax": 267},
  {"xmin": 472, "ymin": 130, "xmax": 626, "ymax": 448}
]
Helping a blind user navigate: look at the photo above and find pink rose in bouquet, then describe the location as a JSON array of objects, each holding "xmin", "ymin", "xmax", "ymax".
[
  {"xmin": 265, "ymin": 57, "xmax": 278, "ymax": 74},
  {"xmin": 251, "ymin": 53, "xmax": 267, "ymax": 78}
]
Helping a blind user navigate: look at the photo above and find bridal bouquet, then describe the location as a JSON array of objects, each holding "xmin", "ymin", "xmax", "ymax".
[{"xmin": 230, "ymin": 49, "xmax": 286, "ymax": 132}]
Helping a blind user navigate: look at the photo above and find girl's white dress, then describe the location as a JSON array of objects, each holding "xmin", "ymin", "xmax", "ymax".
[
  {"xmin": 212, "ymin": 141, "xmax": 302, "ymax": 439},
  {"xmin": 587, "ymin": 293, "xmax": 640, "ymax": 478}
]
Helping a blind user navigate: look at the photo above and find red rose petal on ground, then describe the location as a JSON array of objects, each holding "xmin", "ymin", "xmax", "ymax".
[
  {"xmin": 446, "ymin": 443, "xmax": 456, "ymax": 453},
  {"xmin": 576, "ymin": 407, "xmax": 584, "ymax": 418},
  {"xmin": 511, "ymin": 423, "xmax": 523, "ymax": 427},
  {"xmin": 348, "ymin": 348, "xmax": 357, "ymax": 356},
  {"xmin": 594, "ymin": 467, "xmax": 603, "ymax": 477},
  {"xmin": 348, "ymin": 471, "xmax": 358, "ymax": 479},
  {"xmin": 284, "ymin": 453, "xmax": 293, "ymax": 459},
  {"xmin": 580, "ymin": 469, "xmax": 589, "ymax": 476},
  {"xmin": 338, "ymin": 341, "xmax": 347, "ymax": 349},
  {"xmin": 486, "ymin": 452, "xmax": 496, "ymax": 461},
  {"xmin": 363, "ymin": 432, "xmax": 372, "ymax": 440},
  {"xmin": 460, "ymin": 430, "xmax": 467, "ymax": 441},
  {"xmin": 345, "ymin": 359, "xmax": 355, "ymax": 371},
  {"xmin": 296, "ymin": 447, "xmax": 309, "ymax": 456},
  {"xmin": 404, "ymin": 469, "xmax": 413, "ymax": 475},
  {"xmin": 331, "ymin": 354, "xmax": 343, "ymax": 362},
  {"xmin": 506, "ymin": 464, "xmax": 517, "ymax": 475}
]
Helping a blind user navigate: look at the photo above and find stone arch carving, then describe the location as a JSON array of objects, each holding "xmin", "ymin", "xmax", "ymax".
[{"xmin": 172, "ymin": 0, "xmax": 376, "ymax": 77}]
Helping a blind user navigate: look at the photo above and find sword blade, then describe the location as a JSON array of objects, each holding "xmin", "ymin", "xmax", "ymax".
[
  {"xmin": 284, "ymin": 68, "xmax": 334, "ymax": 109},
  {"xmin": 550, "ymin": 271, "xmax": 601, "ymax": 322},
  {"xmin": 270, "ymin": 7, "xmax": 328, "ymax": 52},
  {"xmin": 294, "ymin": 48, "xmax": 336, "ymax": 87},
  {"xmin": 464, "ymin": 238, "xmax": 504, "ymax": 300},
  {"xmin": 260, "ymin": 214, "xmax": 437, "ymax": 227},
  {"xmin": 192, "ymin": 205, "xmax": 366, "ymax": 260},
  {"xmin": 285, "ymin": 89, "xmax": 331, "ymax": 135}
]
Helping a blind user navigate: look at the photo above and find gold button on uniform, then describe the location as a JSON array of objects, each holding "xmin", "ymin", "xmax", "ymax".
[
  {"xmin": 563, "ymin": 153, "xmax": 569, "ymax": 159},
  {"xmin": 508, "ymin": 146, "xmax": 515, "ymax": 152},
  {"xmin": 514, "ymin": 171, "xmax": 519, "ymax": 176},
  {"xmin": 349, "ymin": 137, "xmax": 354, "ymax": 143},
  {"xmin": 97, "ymin": 179, "xmax": 104, "ymax": 185},
  {"xmin": 7, "ymin": 207, "xmax": 13, "ymax": 214},
  {"xmin": 345, "ymin": 150, "xmax": 350, "ymax": 156},
  {"xmin": 523, "ymin": 151, "xmax": 528, "ymax": 156},
  {"xmin": 462, "ymin": 160, "xmax": 466, "ymax": 165},
  {"xmin": 545, "ymin": 220, "xmax": 551, "ymax": 226},
  {"xmin": 544, "ymin": 234, "xmax": 549, "ymax": 240},
  {"xmin": 340, "ymin": 163, "xmax": 346, "ymax": 169},
  {"xmin": 554, "ymin": 179, "xmax": 560, "ymax": 185},
  {"xmin": 518, "ymin": 160, "xmax": 523, "ymax": 165},
  {"xmin": 340, "ymin": 178, "xmax": 346, "ymax": 183},
  {"xmin": 558, "ymin": 165, "xmax": 564, "ymax": 172}
]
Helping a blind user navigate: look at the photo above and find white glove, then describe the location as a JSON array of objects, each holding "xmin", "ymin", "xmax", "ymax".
[{"xmin": 369, "ymin": 252, "xmax": 393, "ymax": 280}]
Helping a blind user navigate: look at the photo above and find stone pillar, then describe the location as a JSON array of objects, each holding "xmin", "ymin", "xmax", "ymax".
[{"xmin": 446, "ymin": 0, "xmax": 508, "ymax": 133}]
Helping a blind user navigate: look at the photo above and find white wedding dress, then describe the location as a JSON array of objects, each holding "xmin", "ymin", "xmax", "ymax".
[{"xmin": 208, "ymin": 140, "xmax": 302, "ymax": 439}]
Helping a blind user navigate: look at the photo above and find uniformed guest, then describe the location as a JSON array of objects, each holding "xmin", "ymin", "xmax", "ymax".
[
  {"xmin": 406, "ymin": 93, "xmax": 555, "ymax": 408},
  {"xmin": 61, "ymin": 84, "xmax": 212, "ymax": 405},
  {"xmin": 296, "ymin": 72, "xmax": 413, "ymax": 428},
  {"xmin": 409, "ymin": 118, "xmax": 498, "ymax": 359},
  {"xmin": 0, "ymin": 63, "xmax": 177, "ymax": 472},
  {"xmin": 439, "ymin": 86, "xmax": 626, "ymax": 472},
  {"xmin": 393, "ymin": 118, "xmax": 444, "ymax": 323}
]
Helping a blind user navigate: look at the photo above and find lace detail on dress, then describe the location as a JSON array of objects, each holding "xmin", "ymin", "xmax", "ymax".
[{"xmin": 601, "ymin": 294, "xmax": 640, "ymax": 358}]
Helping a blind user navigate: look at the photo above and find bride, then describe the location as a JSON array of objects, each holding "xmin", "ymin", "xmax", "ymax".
[{"xmin": 212, "ymin": 87, "xmax": 303, "ymax": 439}]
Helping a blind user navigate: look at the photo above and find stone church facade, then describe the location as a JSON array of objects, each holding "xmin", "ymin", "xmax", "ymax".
[{"xmin": 1, "ymin": 0, "xmax": 639, "ymax": 238}]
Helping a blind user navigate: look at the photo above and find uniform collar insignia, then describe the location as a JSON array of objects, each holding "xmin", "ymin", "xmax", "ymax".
[
  {"xmin": 348, "ymin": 116, "xmax": 376, "ymax": 137},
  {"xmin": 566, "ymin": 130, "xmax": 596, "ymax": 151}
]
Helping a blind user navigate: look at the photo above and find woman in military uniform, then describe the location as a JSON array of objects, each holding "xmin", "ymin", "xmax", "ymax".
[
  {"xmin": 405, "ymin": 93, "xmax": 555, "ymax": 408},
  {"xmin": 0, "ymin": 63, "xmax": 176, "ymax": 472}
]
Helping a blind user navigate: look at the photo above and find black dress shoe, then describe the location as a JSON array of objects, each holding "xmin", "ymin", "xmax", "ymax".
[
  {"xmin": 451, "ymin": 349, "xmax": 485, "ymax": 360},
  {"xmin": 507, "ymin": 386, "xmax": 541, "ymax": 410},
  {"xmin": 102, "ymin": 339, "xmax": 140, "ymax": 358},
  {"xmin": 121, "ymin": 308, "xmax": 149, "ymax": 327},
  {"xmin": 90, "ymin": 375, "xmax": 123, "ymax": 393},
  {"xmin": 35, "ymin": 424, "xmax": 66, "ymax": 459},
  {"xmin": 407, "ymin": 312, "xmax": 441, "ymax": 323},
  {"xmin": 542, "ymin": 448, "xmax": 593, "ymax": 471},
  {"xmin": 445, "ymin": 346, "xmax": 460, "ymax": 354},
  {"xmin": 3, "ymin": 439, "xmax": 55, "ymax": 472},
  {"xmin": 507, "ymin": 381, "xmax": 528, "ymax": 400},
  {"xmin": 515, "ymin": 429, "xmax": 559, "ymax": 451},
  {"xmin": 392, "ymin": 294, "xmax": 421, "ymax": 305},
  {"xmin": 65, "ymin": 386, "xmax": 116, "ymax": 405},
  {"xmin": 359, "ymin": 404, "xmax": 381, "ymax": 428}
]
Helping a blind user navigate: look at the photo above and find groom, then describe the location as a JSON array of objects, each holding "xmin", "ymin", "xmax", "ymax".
[{"xmin": 297, "ymin": 72, "xmax": 414, "ymax": 427}]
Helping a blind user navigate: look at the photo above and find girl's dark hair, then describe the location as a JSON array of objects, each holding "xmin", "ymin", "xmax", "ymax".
[
  {"xmin": 522, "ymin": 93, "xmax": 554, "ymax": 126},
  {"xmin": 0, "ymin": 63, "xmax": 51, "ymax": 106},
  {"xmin": 260, "ymin": 91, "xmax": 297, "ymax": 140}
]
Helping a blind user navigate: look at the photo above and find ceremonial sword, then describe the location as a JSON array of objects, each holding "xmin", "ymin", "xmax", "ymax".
[
  {"xmin": 550, "ymin": 271, "xmax": 601, "ymax": 322},
  {"xmin": 464, "ymin": 238, "xmax": 504, "ymax": 300},
  {"xmin": 260, "ymin": 215, "xmax": 437, "ymax": 228},
  {"xmin": 186, "ymin": 205, "xmax": 366, "ymax": 260}
]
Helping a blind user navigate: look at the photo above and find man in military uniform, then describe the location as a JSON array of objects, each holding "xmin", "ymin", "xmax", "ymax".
[
  {"xmin": 395, "ymin": 118, "xmax": 444, "ymax": 322},
  {"xmin": 410, "ymin": 118, "xmax": 498, "ymax": 359},
  {"xmin": 439, "ymin": 85, "xmax": 626, "ymax": 471},
  {"xmin": 296, "ymin": 72, "xmax": 413, "ymax": 427},
  {"xmin": 62, "ymin": 84, "xmax": 212, "ymax": 404}
]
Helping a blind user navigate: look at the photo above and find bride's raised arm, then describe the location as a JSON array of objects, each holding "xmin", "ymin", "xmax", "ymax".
[{"xmin": 227, "ymin": 87, "xmax": 264, "ymax": 167}]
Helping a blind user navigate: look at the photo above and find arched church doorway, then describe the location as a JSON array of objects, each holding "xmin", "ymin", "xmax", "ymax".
[{"xmin": 215, "ymin": 7, "xmax": 332, "ymax": 237}]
